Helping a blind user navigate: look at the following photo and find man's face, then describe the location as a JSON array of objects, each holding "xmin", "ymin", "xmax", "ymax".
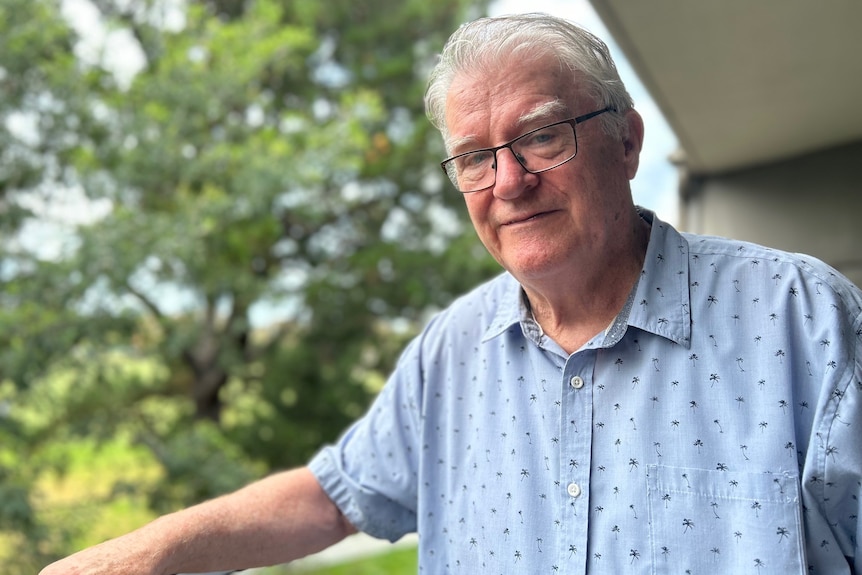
[{"xmin": 444, "ymin": 55, "xmax": 642, "ymax": 286}]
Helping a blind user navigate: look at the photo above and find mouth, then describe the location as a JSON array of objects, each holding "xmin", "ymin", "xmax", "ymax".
[{"xmin": 502, "ymin": 210, "xmax": 556, "ymax": 226}]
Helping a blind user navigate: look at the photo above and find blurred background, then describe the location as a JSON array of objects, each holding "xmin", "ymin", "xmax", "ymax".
[{"xmin": 1, "ymin": 0, "xmax": 858, "ymax": 573}]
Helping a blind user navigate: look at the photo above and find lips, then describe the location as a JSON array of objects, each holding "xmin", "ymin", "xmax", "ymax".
[{"xmin": 502, "ymin": 210, "xmax": 555, "ymax": 226}]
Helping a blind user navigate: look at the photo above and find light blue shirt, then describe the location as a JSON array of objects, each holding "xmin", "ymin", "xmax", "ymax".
[{"xmin": 309, "ymin": 210, "xmax": 862, "ymax": 574}]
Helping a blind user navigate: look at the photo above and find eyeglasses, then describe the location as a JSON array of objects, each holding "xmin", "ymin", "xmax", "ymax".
[{"xmin": 440, "ymin": 107, "xmax": 613, "ymax": 193}]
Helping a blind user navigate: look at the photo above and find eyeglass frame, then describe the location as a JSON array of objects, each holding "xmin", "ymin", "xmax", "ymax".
[{"xmin": 439, "ymin": 106, "xmax": 614, "ymax": 193}]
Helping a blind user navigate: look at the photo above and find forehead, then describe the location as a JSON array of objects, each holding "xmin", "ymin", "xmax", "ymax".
[{"xmin": 444, "ymin": 55, "xmax": 580, "ymax": 148}]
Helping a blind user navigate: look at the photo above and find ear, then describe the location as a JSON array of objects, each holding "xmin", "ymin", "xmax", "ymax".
[{"xmin": 621, "ymin": 109, "xmax": 645, "ymax": 180}]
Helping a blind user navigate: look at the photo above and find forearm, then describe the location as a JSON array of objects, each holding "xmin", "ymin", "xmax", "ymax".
[
  {"xmin": 39, "ymin": 467, "xmax": 356, "ymax": 575},
  {"xmin": 157, "ymin": 466, "xmax": 356, "ymax": 572}
]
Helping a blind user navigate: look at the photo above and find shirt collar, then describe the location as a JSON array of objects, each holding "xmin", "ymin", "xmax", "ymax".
[
  {"xmin": 482, "ymin": 273, "xmax": 524, "ymax": 342},
  {"xmin": 482, "ymin": 209, "xmax": 692, "ymax": 348},
  {"xmin": 626, "ymin": 209, "xmax": 692, "ymax": 348}
]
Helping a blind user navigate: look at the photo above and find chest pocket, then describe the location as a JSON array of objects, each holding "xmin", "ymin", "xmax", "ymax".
[{"xmin": 646, "ymin": 464, "xmax": 806, "ymax": 574}]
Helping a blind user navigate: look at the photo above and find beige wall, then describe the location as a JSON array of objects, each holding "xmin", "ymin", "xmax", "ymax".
[{"xmin": 679, "ymin": 140, "xmax": 862, "ymax": 287}]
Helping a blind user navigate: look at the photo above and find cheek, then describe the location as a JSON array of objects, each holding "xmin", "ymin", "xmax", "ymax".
[{"xmin": 463, "ymin": 196, "xmax": 491, "ymax": 230}]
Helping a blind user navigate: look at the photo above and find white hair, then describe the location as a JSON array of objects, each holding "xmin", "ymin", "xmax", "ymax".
[{"xmin": 425, "ymin": 13, "xmax": 634, "ymax": 144}]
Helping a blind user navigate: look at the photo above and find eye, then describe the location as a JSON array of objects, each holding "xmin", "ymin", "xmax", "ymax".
[
  {"xmin": 522, "ymin": 125, "xmax": 565, "ymax": 148},
  {"xmin": 456, "ymin": 150, "xmax": 493, "ymax": 171}
]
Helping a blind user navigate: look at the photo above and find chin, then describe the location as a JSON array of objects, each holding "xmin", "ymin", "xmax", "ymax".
[{"xmin": 504, "ymin": 256, "xmax": 563, "ymax": 282}]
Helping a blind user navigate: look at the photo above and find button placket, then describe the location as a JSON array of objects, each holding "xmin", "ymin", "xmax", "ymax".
[
  {"xmin": 560, "ymin": 353, "xmax": 594, "ymax": 573},
  {"xmin": 565, "ymin": 375, "xmax": 586, "ymax": 500}
]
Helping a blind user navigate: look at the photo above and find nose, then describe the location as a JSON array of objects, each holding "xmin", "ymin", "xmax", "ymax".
[{"xmin": 492, "ymin": 147, "xmax": 536, "ymax": 200}]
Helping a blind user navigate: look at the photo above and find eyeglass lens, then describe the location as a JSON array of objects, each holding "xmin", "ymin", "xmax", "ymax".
[{"xmin": 443, "ymin": 121, "xmax": 577, "ymax": 193}]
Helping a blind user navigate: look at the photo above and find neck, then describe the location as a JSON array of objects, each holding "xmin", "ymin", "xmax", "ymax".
[{"xmin": 524, "ymin": 212, "xmax": 651, "ymax": 354}]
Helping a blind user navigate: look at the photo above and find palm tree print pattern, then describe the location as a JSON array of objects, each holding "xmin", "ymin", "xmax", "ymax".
[{"xmin": 309, "ymin": 211, "xmax": 862, "ymax": 574}]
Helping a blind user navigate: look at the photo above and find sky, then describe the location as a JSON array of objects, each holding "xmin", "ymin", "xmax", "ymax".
[{"xmin": 491, "ymin": 0, "xmax": 680, "ymax": 224}]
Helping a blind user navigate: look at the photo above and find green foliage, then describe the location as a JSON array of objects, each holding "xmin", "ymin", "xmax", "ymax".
[
  {"xmin": 278, "ymin": 545, "xmax": 418, "ymax": 574},
  {"xmin": 0, "ymin": 0, "xmax": 495, "ymax": 570}
]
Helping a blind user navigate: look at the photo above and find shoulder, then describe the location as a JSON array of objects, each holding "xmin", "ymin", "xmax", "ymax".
[
  {"xmin": 683, "ymin": 231, "xmax": 862, "ymax": 313},
  {"xmin": 418, "ymin": 271, "xmax": 517, "ymax": 344},
  {"xmin": 390, "ymin": 271, "xmax": 517, "ymax": 386}
]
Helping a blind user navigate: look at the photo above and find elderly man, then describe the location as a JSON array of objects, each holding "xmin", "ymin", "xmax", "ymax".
[{"xmin": 41, "ymin": 13, "xmax": 862, "ymax": 575}]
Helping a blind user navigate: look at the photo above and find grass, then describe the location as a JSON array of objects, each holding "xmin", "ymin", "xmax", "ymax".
[{"xmin": 267, "ymin": 546, "xmax": 418, "ymax": 575}]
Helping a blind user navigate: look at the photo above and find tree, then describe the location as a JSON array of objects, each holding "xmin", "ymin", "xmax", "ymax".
[
  {"xmin": 0, "ymin": 0, "xmax": 495, "ymax": 568},
  {"xmin": 0, "ymin": 0, "xmax": 135, "ymax": 569},
  {"xmin": 65, "ymin": 0, "xmax": 495, "ymax": 456}
]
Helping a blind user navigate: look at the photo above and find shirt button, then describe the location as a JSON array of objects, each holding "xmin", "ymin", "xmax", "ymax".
[
  {"xmin": 567, "ymin": 482, "xmax": 582, "ymax": 498},
  {"xmin": 570, "ymin": 376, "xmax": 584, "ymax": 389}
]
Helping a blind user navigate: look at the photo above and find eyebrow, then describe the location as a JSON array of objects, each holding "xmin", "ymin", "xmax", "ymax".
[
  {"xmin": 446, "ymin": 134, "xmax": 479, "ymax": 155},
  {"xmin": 445, "ymin": 100, "xmax": 570, "ymax": 155},
  {"xmin": 515, "ymin": 100, "xmax": 568, "ymax": 128}
]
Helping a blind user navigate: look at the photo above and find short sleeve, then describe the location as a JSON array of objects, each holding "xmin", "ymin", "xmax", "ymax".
[
  {"xmin": 821, "ymin": 309, "xmax": 862, "ymax": 571},
  {"xmin": 308, "ymin": 337, "xmax": 425, "ymax": 541}
]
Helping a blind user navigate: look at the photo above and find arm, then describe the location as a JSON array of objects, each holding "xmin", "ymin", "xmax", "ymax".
[{"xmin": 39, "ymin": 466, "xmax": 357, "ymax": 575}]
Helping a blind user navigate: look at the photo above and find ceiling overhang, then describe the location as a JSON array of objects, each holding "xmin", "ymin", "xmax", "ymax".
[{"xmin": 590, "ymin": 1, "xmax": 862, "ymax": 175}]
